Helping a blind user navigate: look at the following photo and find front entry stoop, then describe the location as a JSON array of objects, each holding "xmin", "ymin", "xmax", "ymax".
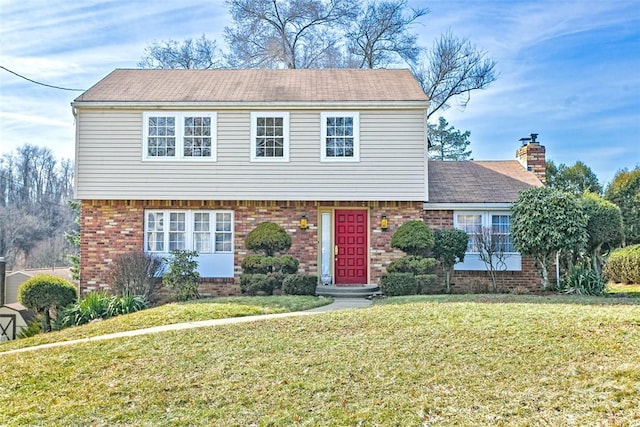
[{"xmin": 315, "ymin": 284, "xmax": 380, "ymax": 298}]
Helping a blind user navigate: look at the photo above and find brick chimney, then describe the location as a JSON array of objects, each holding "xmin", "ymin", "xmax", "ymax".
[{"xmin": 516, "ymin": 133, "xmax": 546, "ymax": 184}]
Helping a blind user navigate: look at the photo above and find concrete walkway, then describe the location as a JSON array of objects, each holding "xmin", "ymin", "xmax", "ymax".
[{"xmin": 0, "ymin": 298, "xmax": 372, "ymax": 355}]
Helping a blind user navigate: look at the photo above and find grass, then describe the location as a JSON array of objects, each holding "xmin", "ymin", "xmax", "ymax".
[
  {"xmin": 0, "ymin": 296, "xmax": 330, "ymax": 353},
  {"xmin": 607, "ymin": 282, "xmax": 640, "ymax": 298},
  {"xmin": 1, "ymin": 294, "xmax": 639, "ymax": 425}
]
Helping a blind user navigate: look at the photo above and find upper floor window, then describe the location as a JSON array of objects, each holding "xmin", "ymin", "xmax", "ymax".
[
  {"xmin": 321, "ymin": 112, "xmax": 360, "ymax": 162},
  {"xmin": 143, "ymin": 112, "xmax": 217, "ymax": 161},
  {"xmin": 250, "ymin": 112, "xmax": 289, "ymax": 162}
]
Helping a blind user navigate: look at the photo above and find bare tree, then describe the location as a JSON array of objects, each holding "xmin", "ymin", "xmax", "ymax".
[
  {"xmin": 474, "ymin": 226, "xmax": 510, "ymax": 293},
  {"xmin": 347, "ymin": 0, "xmax": 427, "ymax": 68},
  {"xmin": 413, "ymin": 32, "xmax": 497, "ymax": 119},
  {"xmin": 224, "ymin": 0, "xmax": 356, "ymax": 69},
  {"xmin": 138, "ymin": 35, "xmax": 224, "ymax": 69}
]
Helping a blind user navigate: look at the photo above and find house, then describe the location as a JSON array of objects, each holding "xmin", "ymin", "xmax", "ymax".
[{"xmin": 72, "ymin": 69, "xmax": 545, "ymax": 296}]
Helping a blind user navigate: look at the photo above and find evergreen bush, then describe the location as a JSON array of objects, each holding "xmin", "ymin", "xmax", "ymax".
[
  {"xmin": 18, "ymin": 274, "xmax": 77, "ymax": 332},
  {"xmin": 163, "ymin": 250, "xmax": 201, "ymax": 301},
  {"xmin": 387, "ymin": 255, "xmax": 437, "ymax": 275},
  {"xmin": 282, "ymin": 275, "xmax": 318, "ymax": 295},
  {"xmin": 380, "ymin": 272, "xmax": 419, "ymax": 296},
  {"xmin": 390, "ymin": 220, "xmax": 435, "ymax": 257},
  {"xmin": 246, "ymin": 222, "xmax": 292, "ymax": 256}
]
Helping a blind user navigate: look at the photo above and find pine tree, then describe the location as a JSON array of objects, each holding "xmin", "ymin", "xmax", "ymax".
[{"xmin": 428, "ymin": 116, "xmax": 472, "ymax": 161}]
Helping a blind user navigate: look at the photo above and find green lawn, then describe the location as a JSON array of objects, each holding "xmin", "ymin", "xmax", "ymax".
[
  {"xmin": 607, "ymin": 282, "xmax": 640, "ymax": 297},
  {"xmin": 1, "ymin": 295, "xmax": 638, "ymax": 426},
  {"xmin": 0, "ymin": 296, "xmax": 330, "ymax": 353}
]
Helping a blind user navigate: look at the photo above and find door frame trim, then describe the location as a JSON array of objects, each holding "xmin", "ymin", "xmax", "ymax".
[{"xmin": 317, "ymin": 207, "xmax": 370, "ymax": 285}]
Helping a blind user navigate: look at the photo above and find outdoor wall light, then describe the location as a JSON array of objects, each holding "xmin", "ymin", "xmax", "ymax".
[
  {"xmin": 381, "ymin": 214, "xmax": 388, "ymax": 230},
  {"xmin": 300, "ymin": 214, "xmax": 308, "ymax": 230}
]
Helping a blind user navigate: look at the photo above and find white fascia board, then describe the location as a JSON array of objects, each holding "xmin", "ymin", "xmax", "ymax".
[
  {"xmin": 423, "ymin": 202, "xmax": 513, "ymax": 210},
  {"xmin": 71, "ymin": 100, "xmax": 429, "ymax": 110}
]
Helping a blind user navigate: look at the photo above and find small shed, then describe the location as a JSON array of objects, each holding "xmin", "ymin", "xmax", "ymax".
[{"xmin": 0, "ymin": 303, "xmax": 34, "ymax": 341}]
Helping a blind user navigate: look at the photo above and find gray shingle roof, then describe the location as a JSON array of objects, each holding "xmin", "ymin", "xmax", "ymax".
[
  {"xmin": 74, "ymin": 69, "xmax": 428, "ymax": 103},
  {"xmin": 428, "ymin": 160, "xmax": 544, "ymax": 203}
]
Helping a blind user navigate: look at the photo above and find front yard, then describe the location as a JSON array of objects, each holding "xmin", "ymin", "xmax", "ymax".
[{"xmin": 1, "ymin": 294, "xmax": 638, "ymax": 425}]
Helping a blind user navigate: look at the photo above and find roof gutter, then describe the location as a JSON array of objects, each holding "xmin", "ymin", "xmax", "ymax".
[
  {"xmin": 423, "ymin": 202, "xmax": 514, "ymax": 210},
  {"xmin": 70, "ymin": 100, "xmax": 429, "ymax": 110}
]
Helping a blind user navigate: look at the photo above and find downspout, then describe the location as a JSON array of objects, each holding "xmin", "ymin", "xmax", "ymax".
[
  {"xmin": 555, "ymin": 250, "xmax": 561, "ymax": 287},
  {"xmin": 0, "ymin": 256, "xmax": 6, "ymax": 305}
]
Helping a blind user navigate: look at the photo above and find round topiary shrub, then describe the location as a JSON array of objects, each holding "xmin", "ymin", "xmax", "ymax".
[
  {"xmin": 390, "ymin": 220, "xmax": 435, "ymax": 257},
  {"xmin": 380, "ymin": 272, "xmax": 419, "ymax": 296},
  {"xmin": 18, "ymin": 274, "xmax": 78, "ymax": 332},
  {"xmin": 246, "ymin": 222, "xmax": 292, "ymax": 256},
  {"xmin": 282, "ymin": 275, "xmax": 318, "ymax": 295},
  {"xmin": 387, "ymin": 255, "xmax": 438, "ymax": 275}
]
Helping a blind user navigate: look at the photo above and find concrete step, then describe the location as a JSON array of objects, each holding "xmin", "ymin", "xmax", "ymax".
[{"xmin": 315, "ymin": 284, "xmax": 380, "ymax": 298}]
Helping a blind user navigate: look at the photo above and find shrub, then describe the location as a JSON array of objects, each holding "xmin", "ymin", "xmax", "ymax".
[
  {"xmin": 390, "ymin": 220, "xmax": 435, "ymax": 257},
  {"xmin": 106, "ymin": 294, "xmax": 149, "ymax": 316},
  {"xmin": 561, "ymin": 264, "xmax": 607, "ymax": 296},
  {"xmin": 109, "ymin": 251, "xmax": 164, "ymax": 301},
  {"xmin": 416, "ymin": 274, "xmax": 439, "ymax": 294},
  {"xmin": 241, "ymin": 254, "xmax": 299, "ymax": 274},
  {"xmin": 163, "ymin": 250, "xmax": 200, "ymax": 301},
  {"xmin": 239, "ymin": 273, "xmax": 279, "ymax": 296},
  {"xmin": 433, "ymin": 228, "xmax": 469, "ymax": 293},
  {"xmin": 380, "ymin": 272, "xmax": 419, "ymax": 296},
  {"xmin": 604, "ymin": 244, "xmax": 640, "ymax": 284},
  {"xmin": 18, "ymin": 274, "xmax": 77, "ymax": 332},
  {"xmin": 246, "ymin": 222, "xmax": 292, "ymax": 256},
  {"xmin": 387, "ymin": 256, "xmax": 437, "ymax": 275},
  {"xmin": 282, "ymin": 275, "xmax": 318, "ymax": 295}
]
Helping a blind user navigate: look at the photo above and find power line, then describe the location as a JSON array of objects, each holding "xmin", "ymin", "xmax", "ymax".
[{"xmin": 0, "ymin": 65, "xmax": 86, "ymax": 91}]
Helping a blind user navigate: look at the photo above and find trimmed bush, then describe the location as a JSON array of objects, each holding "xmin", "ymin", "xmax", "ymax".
[
  {"xmin": 109, "ymin": 251, "xmax": 164, "ymax": 301},
  {"xmin": 380, "ymin": 272, "xmax": 419, "ymax": 296},
  {"xmin": 390, "ymin": 220, "xmax": 435, "ymax": 257},
  {"xmin": 282, "ymin": 275, "xmax": 318, "ymax": 295},
  {"xmin": 246, "ymin": 222, "xmax": 292, "ymax": 256},
  {"xmin": 239, "ymin": 274, "xmax": 278, "ymax": 296},
  {"xmin": 387, "ymin": 255, "xmax": 437, "ymax": 275},
  {"xmin": 18, "ymin": 274, "xmax": 77, "ymax": 332},
  {"xmin": 241, "ymin": 255, "xmax": 300, "ymax": 274},
  {"xmin": 604, "ymin": 244, "xmax": 640, "ymax": 284}
]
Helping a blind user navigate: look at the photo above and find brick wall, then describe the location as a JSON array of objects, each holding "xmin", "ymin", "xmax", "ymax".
[{"xmin": 79, "ymin": 200, "xmax": 423, "ymax": 296}]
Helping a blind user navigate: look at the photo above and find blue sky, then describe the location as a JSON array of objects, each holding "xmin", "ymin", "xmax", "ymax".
[{"xmin": 1, "ymin": 0, "xmax": 638, "ymax": 186}]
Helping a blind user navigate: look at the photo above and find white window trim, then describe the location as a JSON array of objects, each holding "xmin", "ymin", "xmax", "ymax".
[
  {"xmin": 320, "ymin": 112, "xmax": 360, "ymax": 162},
  {"xmin": 250, "ymin": 112, "xmax": 290, "ymax": 162},
  {"xmin": 144, "ymin": 210, "xmax": 234, "ymax": 254},
  {"xmin": 142, "ymin": 112, "xmax": 217, "ymax": 161},
  {"xmin": 453, "ymin": 210, "xmax": 521, "ymax": 271}
]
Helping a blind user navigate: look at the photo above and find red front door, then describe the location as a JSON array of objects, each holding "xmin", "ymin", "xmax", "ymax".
[{"xmin": 334, "ymin": 209, "xmax": 368, "ymax": 284}]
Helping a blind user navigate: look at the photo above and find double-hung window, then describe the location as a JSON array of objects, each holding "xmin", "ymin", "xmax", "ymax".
[
  {"xmin": 144, "ymin": 210, "xmax": 234, "ymax": 277},
  {"xmin": 321, "ymin": 112, "xmax": 360, "ymax": 162},
  {"xmin": 250, "ymin": 112, "xmax": 289, "ymax": 161},
  {"xmin": 143, "ymin": 112, "xmax": 217, "ymax": 160},
  {"xmin": 144, "ymin": 210, "xmax": 233, "ymax": 254},
  {"xmin": 453, "ymin": 211, "xmax": 520, "ymax": 271}
]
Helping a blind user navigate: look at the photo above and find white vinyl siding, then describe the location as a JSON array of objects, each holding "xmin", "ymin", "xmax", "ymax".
[{"xmin": 75, "ymin": 108, "xmax": 426, "ymax": 201}]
